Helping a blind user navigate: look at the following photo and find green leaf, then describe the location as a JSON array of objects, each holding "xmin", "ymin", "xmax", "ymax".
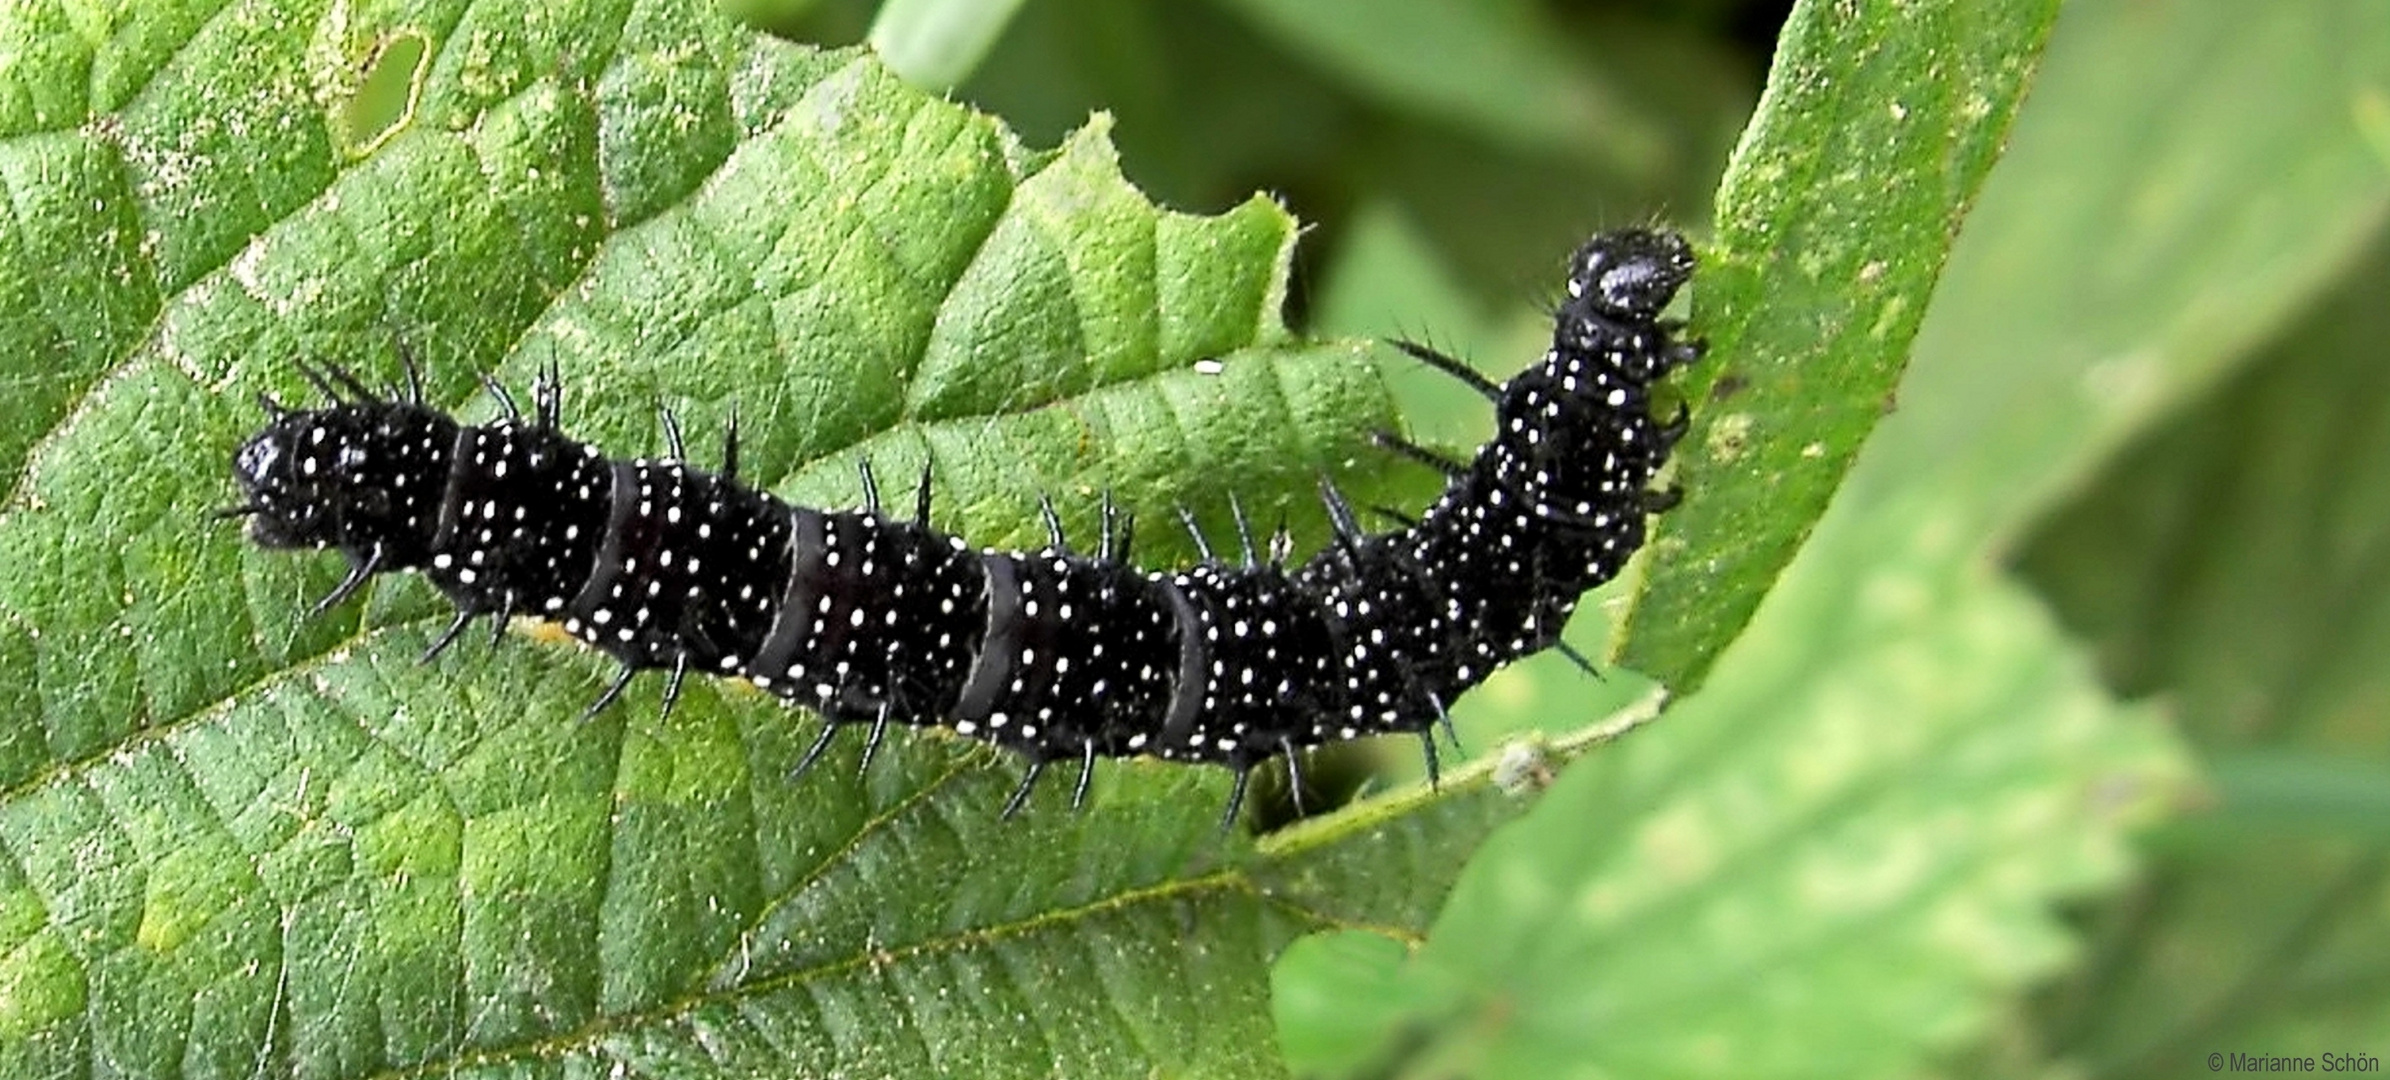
[
  {"xmin": 1276, "ymin": 503, "xmax": 2189, "ymax": 1079},
  {"xmin": 1769, "ymin": 0, "xmax": 2390, "ymax": 1066},
  {"xmin": 868, "ymin": 0, "xmax": 1030, "ymax": 91},
  {"xmin": 1804, "ymin": 0, "xmax": 2390, "ymax": 1074},
  {"xmin": 1207, "ymin": 0, "xmax": 1674, "ymax": 179},
  {"xmin": 2014, "ymin": 231, "xmax": 2390, "ymax": 1074},
  {"xmin": 1870, "ymin": 0, "xmax": 2390, "ymax": 538},
  {"xmin": 1270, "ymin": 1, "xmax": 2273, "ymax": 1074},
  {"xmin": 0, "ymin": 3, "xmax": 1495, "ymax": 1075},
  {"xmin": 1620, "ymin": 0, "xmax": 2062, "ymax": 690}
]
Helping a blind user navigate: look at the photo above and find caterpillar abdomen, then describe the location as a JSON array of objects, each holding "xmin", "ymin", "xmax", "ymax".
[{"xmin": 229, "ymin": 228, "xmax": 1700, "ymax": 820}]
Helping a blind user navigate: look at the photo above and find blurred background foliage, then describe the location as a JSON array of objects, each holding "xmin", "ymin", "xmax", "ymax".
[{"xmin": 713, "ymin": 0, "xmax": 2390, "ymax": 1076}]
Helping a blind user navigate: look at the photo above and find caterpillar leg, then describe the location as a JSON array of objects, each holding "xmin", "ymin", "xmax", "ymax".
[
  {"xmin": 792, "ymin": 719, "xmax": 841, "ymax": 778},
  {"xmin": 310, "ymin": 544, "xmax": 385, "ymax": 617},
  {"xmin": 1428, "ymin": 690, "xmax": 1460, "ymax": 752},
  {"xmin": 1000, "ymin": 758, "xmax": 1049, "ymax": 820},
  {"xmin": 1656, "ymin": 402, "xmax": 1691, "ymax": 450},
  {"xmin": 1281, "ymin": 740, "xmax": 1307, "ymax": 816},
  {"xmin": 1071, "ymin": 740, "xmax": 1098, "ymax": 812},
  {"xmin": 421, "ymin": 608, "xmax": 479, "ymax": 663},
  {"xmin": 582, "ymin": 664, "xmax": 638, "ymax": 721},
  {"xmin": 658, "ymin": 653, "xmax": 690, "ymax": 720},
  {"xmin": 856, "ymin": 701, "xmax": 894, "ymax": 776},
  {"xmin": 1218, "ymin": 765, "xmax": 1254, "ymax": 830}
]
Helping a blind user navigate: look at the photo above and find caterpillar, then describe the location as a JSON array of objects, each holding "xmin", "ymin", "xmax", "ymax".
[{"xmin": 227, "ymin": 228, "xmax": 1699, "ymax": 823}]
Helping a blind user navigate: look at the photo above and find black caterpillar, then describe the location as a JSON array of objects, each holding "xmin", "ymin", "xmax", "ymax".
[{"xmin": 229, "ymin": 228, "xmax": 1698, "ymax": 822}]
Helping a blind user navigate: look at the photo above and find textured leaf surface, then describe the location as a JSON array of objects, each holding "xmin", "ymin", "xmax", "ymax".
[
  {"xmin": 0, "ymin": 2, "xmax": 1551, "ymax": 1076},
  {"xmin": 1620, "ymin": 0, "xmax": 2060, "ymax": 690}
]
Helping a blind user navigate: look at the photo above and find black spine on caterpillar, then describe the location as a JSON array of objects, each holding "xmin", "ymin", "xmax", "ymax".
[{"xmin": 228, "ymin": 228, "xmax": 1700, "ymax": 823}]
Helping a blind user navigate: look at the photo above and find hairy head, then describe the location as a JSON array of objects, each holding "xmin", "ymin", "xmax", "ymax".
[
  {"xmin": 231, "ymin": 403, "xmax": 455, "ymax": 562},
  {"xmin": 1565, "ymin": 229, "xmax": 1696, "ymax": 320}
]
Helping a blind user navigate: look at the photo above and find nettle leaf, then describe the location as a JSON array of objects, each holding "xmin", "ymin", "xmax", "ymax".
[
  {"xmin": 0, "ymin": 1, "xmax": 1607, "ymax": 1076},
  {"xmin": 1620, "ymin": 0, "xmax": 2062, "ymax": 691}
]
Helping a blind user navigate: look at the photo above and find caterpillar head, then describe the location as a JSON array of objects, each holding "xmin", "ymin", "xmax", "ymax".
[
  {"xmin": 1566, "ymin": 229, "xmax": 1695, "ymax": 320},
  {"xmin": 232, "ymin": 402, "xmax": 454, "ymax": 564}
]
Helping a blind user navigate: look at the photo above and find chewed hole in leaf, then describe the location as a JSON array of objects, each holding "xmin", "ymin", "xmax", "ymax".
[{"xmin": 339, "ymin": 30, "xmax": 430, "ymax": 157}]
